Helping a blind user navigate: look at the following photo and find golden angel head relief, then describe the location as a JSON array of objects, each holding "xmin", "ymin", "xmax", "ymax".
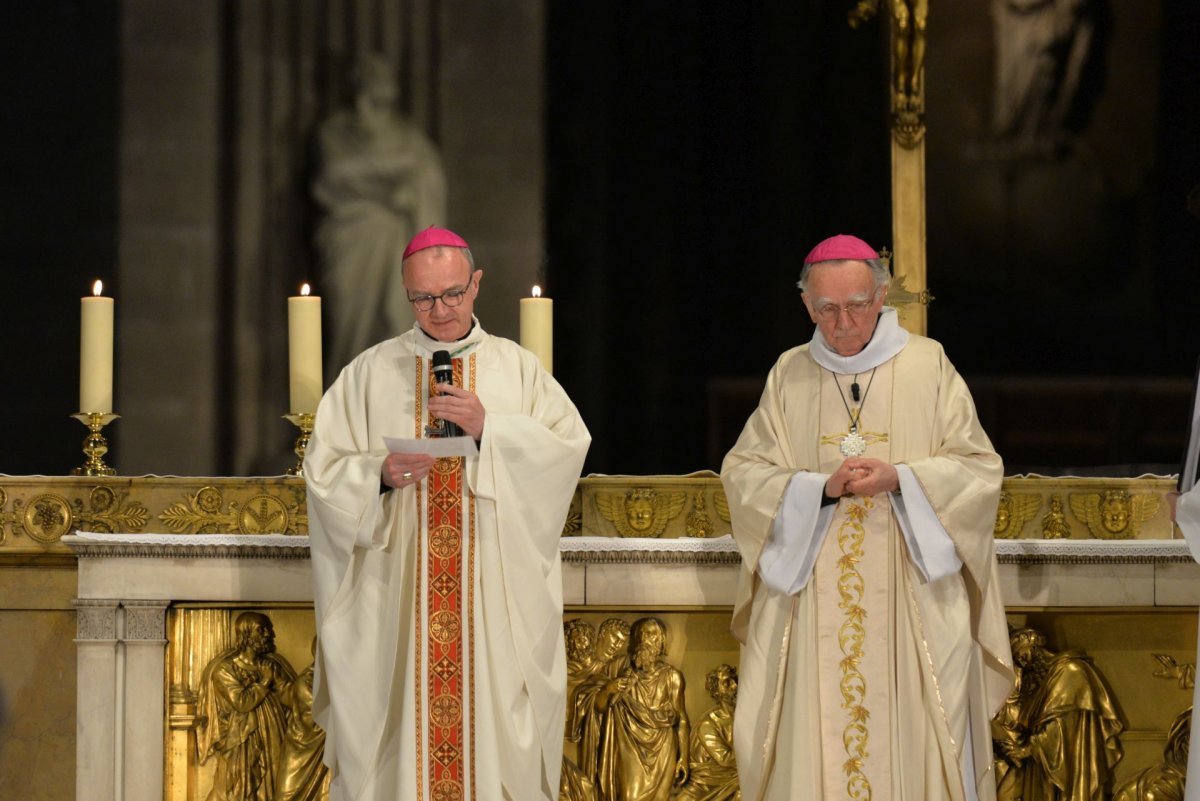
[{"xmin": 594, "ymin": 488, "xmax": 687, "ymax": 537}]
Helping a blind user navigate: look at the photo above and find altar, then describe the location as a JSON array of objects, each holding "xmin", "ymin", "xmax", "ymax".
[{"xmin": 1, "ymin": 473, "xmax": 1196, "ymax": 801}]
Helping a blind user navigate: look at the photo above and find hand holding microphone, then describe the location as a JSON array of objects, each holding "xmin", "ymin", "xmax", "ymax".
[{"xmin": 429, "ymin": 350, "xmax": 487, "ymax": 440}]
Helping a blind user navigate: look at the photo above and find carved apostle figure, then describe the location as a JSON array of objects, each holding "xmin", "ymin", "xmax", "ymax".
[
  {"xmin": 594, "ymin": 617, "xmax": 690, "ymax": 801},
  {"xmin": 197, "ymin": 612, "xmax": 296, "ymax": 801},
  {"xmin": 569, "ymin": 618, "xmax": 632, "ymax": 785},
  {"xmin": 677, "ymin": 664, "xmax": 740, "ymax": 801},
  {"xmin": 274, "ymin": 636, "xmax": 330, "ymax": 801},
  {"xmin": 1003, "ymin": 627, "xmax": 1124, "ymax": 801}
]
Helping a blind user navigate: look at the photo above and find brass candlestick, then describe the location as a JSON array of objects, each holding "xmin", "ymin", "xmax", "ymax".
[
  {"xmin": 283, "ymin": 412, "xmax": 315, "ymax": 476},
  {"xmin": 71, "ymin": 412, "xmax": 119, "ymax": 476}
]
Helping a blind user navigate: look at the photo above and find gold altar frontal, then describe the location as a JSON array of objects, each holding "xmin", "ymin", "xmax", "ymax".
[{"xmin": 0, "ymin": 472, "xmax": 1197, "ymax": 801}]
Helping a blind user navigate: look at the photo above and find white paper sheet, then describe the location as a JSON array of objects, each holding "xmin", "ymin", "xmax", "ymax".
[{"xmin": 383, "ymin": 435, "xmax": 479, "ymax": 458}]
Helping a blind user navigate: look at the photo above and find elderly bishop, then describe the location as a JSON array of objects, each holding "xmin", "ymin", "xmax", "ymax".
[{"xmin": 720, "ymin": 234, "xmax": 1014, "ymax": 801}]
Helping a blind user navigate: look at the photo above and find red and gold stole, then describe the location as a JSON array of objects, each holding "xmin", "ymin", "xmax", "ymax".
[{"xmin": 414, "ymin": 353, "xmax": 477, "ymax": 801}]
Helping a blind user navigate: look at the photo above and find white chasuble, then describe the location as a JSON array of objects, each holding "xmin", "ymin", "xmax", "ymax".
[
  {"xmin": 305, "ymin": 321, "xmax": 590, "ymax": 801},
  {"xmin": 721, "ymin": 326, "xmax": 1014, "ymax": 801}
]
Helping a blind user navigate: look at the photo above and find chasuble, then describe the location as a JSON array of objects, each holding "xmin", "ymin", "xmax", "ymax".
[
  {"xmin": 721, "ymin": 326, "xmax": 1014, "ymax": 801},
  {"xmin": 305, "ymin": 321, "xmax": 590, "ymax": 801},
  {"xmin": 1172, "ymin": 483, "xmax": 1200, "ymax": 801}
]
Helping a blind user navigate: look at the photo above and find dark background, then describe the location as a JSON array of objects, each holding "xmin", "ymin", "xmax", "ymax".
[{"xmin": 3, "ymin": 1, "xmax": 1199, "ymax": 476}]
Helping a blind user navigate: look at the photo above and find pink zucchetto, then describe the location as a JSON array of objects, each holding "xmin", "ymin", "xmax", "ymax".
[
  {"xmin": 402, "ymin": 226, "xmax": 470, "ymax": 260},
  {"xmin": 803, "ymin": 234, "xmax": 879, "ymax": 265}
]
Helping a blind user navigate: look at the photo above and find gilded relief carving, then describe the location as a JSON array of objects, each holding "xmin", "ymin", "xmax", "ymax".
[
  {"xmin": 994, "ymin": 490, "xmax": 1041, "ymax": 539},
  {"xmin": 196, "ymin": 612, "xmax": 297, "ymax": 801},
  {"xmin": 712, "ymin": 490, "xmax": 730, "ymax": 524},
  {"xmin": 594, "ymin": 489, "xmax": 686, "ymax": 538},
  {"xmin": 994, "ymin": 627, "xmax": 1124, "ymax": 801},
  {"xmin": 276, "ymin": 637, "xmax": 331, "ymax": 801},
  {"xmin": 1112, "ymin": 653, "xmax": 1195, "ymax": 801},
  {"xmin": 21, "ymin": 493, "xmax": 73, "ymax": 543},
  {"xmin": 677, "ymin": 664, "xmax": 739, "ymax": 801},
  {"xmin": 593, "ymin": 618, "xmax": 690, "ymax": 799},
  {"xmin": 74, "ymin": 485, "xmax": 150, "ymax": 533},
  {"xmin": 685, "ymin": 492, "xmax": 714, "ymax": 539},
  {"xmin": 564, "ymin": 617, "xmax": 713, "ymax": 801},
  {"xmin": 1039, "ymin": 495, "xmax": 1071, "ymax": 539},
  {"xmin": 1070, "ymin": 489, "xmax": 1160, "ymax": 540},
  {"xmin": 160, "ymin": 486, "xmax": 304, "ymax": 535}
]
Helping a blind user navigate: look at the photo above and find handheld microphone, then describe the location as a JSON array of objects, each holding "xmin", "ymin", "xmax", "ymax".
[{"xmin": 431, "ymin": 350, "xmax": 462, "ymax": 438}]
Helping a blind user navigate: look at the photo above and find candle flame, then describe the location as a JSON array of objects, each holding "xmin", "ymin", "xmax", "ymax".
[
  {"xmin": 532, "ymin": 285, "xmax": 542, "ymax": 298},
  {"xmin": 92, "ymin": 280, "xmax": 103, "ymax": 296},
  {"xmin": 300, "ymin": 283, "xmax": 311, "ymax": 296}
]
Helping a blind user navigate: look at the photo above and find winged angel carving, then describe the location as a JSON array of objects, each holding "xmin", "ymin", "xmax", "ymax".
[
  {"xmin": 1069, "ymin": 489, "xmax": 1160, "ymax": 539},
  {"xmin": 594, "ymin": 489, "xmax": 686, "ymax": 538},
  {"xmin": 993, "ymin": 490, "xmax": 1041, "ymax": 539}
]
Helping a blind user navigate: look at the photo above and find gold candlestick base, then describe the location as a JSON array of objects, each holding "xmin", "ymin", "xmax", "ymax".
[
  {"xmin": 71, "ymin": 412, "xmax": 120, "ymax": 476},
  {"xmin": 283, "ymin": 412, "xmax": 315, "ymax": 476}
]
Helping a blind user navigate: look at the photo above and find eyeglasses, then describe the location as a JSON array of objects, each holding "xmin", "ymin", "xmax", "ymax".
[
  {"xmin": 407, "ymin": 279, "xmax": 474, "ymax": 312},
  {"xmin": 809, "ymin": 290, "xmax": 881, "ymax": 322}
]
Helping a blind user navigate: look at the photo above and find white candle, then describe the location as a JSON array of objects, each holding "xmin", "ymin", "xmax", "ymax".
[
  {"xmin": 80, "ymin": 280, "xmax": 114, "ymax": 413},
  {"xmin": 520, "ymin": 285, "xmax": 553, "ymax": 374},
  {"xmin": 288, "ymin": 283, "xmax": 323, "ymax": 414}
]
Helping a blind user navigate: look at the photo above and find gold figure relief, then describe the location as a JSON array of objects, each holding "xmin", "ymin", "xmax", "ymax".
[
  {"xmin": 593, "ymin": 618, "xmax": 691, "ymax": 800},
  {"xmin": 993, "ymin": 490, "xmax": 1041, "ymax": 539},
  {"xmin": 276, "ymin": 636, "xmax": 331, "ymax": 801},
  {"xmin": 196, "ymin": 611, "xmax": 297, "ymax": 801},
  {"xmin": 1069, "ymin": 489, "xmax": 1160, "ymax": 539},
  {"xmin": 1113, "ymin": 652, "xmax": 1194, "ymax": 801},
  {"xmin": 994, "ymin": 627, "xmax": 1124, "ymax": 801},
  {"xmin": 676, "ymin": 664, "xmax": 740, "ymax": 801},
  {"xmin": 1039, "ymin": 494, "xmax": 1071, "ymax": 539},
  {"xmin": 594, "ymin": 488, "xmax": 687, "ymax": 538},
  {"xmin": 685, "ymin": 492, "xmax": 715, "ymax": 538}
]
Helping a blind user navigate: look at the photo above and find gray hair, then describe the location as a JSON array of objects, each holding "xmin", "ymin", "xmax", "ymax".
[{"xmin": 796, "ymin": 258, "xmax": 890, "ymax": 293}]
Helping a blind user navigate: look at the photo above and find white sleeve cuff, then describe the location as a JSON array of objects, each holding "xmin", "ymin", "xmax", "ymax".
[
  {"xmin": 758, "ymin": 472, "xmax": 835, "ymax": 595},
  {"xmin": 889, "ymin": 464, "xmax": 962, "ymax": 583}
]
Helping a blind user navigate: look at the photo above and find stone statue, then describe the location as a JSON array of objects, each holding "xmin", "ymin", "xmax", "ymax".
[
  {"xmin": 676, "ymin": 664, "xmax": 740, "ymax": 801},
  {"xmin": 569, "ymin": 618, "xmax": 632, "ymax": 786},
  {"xmin": 274, "ymin": 637, "xmax": 330, "ymax": 801},
  {"xmin": 594, "ymin": 617, "xmax": 690, "ymax": 801},
  {"xmin": 989, "ymin": 0, "xmax": 1100, "ymax": 156},
  {"xmin": 197, "ymin": 612, "xmax": 296, "ymax": 801},
  {"xmin": 1000, "ymin": 627, "xmax": 1124, "ymax": 801},
  {"xmin": 313, "ymin": 52, "xmax": 446, "ymax": 378}
]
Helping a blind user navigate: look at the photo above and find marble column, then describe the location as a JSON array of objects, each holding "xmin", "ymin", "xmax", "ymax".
[
  {"xmin": 75, "ymin": 599, "xmax": 120, "ymax": 801},
  {"xmin": 122, "ymin": 600, "xmax": 168, "ymax": 801}
]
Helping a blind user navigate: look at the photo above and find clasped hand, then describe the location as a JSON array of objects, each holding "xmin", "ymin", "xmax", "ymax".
[{"xmin": 825, "ymin": 457, "xmax": 899, "ymax": 498}]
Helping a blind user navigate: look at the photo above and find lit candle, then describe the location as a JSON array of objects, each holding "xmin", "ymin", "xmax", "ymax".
[
  {"xmin": 288, "ymin": 283, "xmax": 323, "ymax": 414},
  {"xmin": 520, "ymin": 285, "xmax": 553, "ymax": 374},
  {"xmin": 80, "ymin": 280, "xmax": 114, "ymax": 413}
]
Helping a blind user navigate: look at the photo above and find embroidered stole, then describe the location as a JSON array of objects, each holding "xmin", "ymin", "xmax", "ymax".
[
  {"xmin": 415, "ymin": 354, "xmax": 476, "ymax": 801},
  {"xmin": 814, "ymin": 360, "xmax": 894, "ymax": 800}
]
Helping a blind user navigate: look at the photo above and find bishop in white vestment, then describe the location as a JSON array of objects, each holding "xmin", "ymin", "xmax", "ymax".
[
  {"xmin": 304, "ymin": 227, "xmax": 590, "ymax": 801},
  {"xmin": 1169, "ymin": 480, "xmax": 1200, "ymax": 801},
  {"xmin": 721, "ymin": 235, "xmax": 1014, "ymax": 801}
]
